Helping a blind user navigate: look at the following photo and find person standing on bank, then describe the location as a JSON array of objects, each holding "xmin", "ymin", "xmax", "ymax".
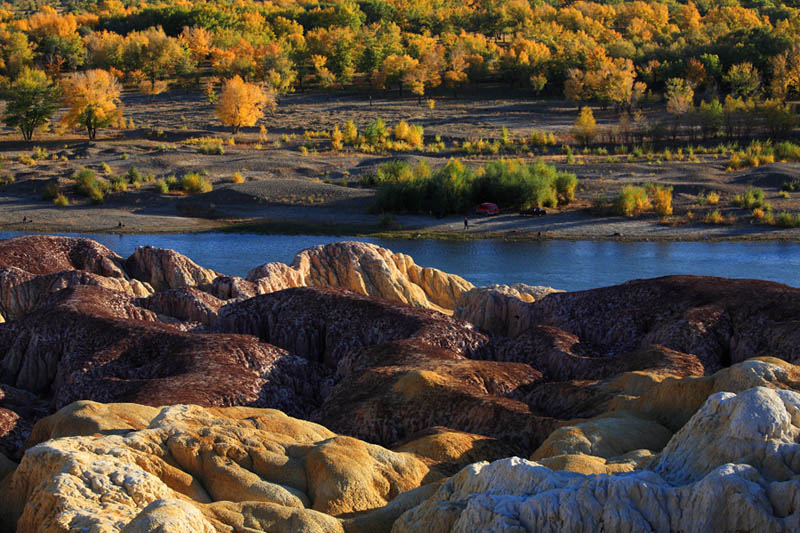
[{"xmin": 464, "ymin": 216, "xmax": 469, "ymax": 229}]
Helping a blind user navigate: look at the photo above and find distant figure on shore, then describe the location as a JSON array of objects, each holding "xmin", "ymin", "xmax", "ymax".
[
  {"xmin": 463, "ymin": 216, "xmax": 469, "ymax": 229},
  {"xmin": 22, "ymin": 216, "xmax": 26, "ymax": 223},
  {"xmin": 118, "ymin": 221, "xmax": 125, "ymax": 228}
]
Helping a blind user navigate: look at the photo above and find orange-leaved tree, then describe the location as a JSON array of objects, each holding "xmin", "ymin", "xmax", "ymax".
[
  {"xmin": 215, "ymin": 75, "xmax": 275, "ymax": 134},
  {"xmin": 61, "ymin": 69, "xmax": 121, "ymax": 140}
]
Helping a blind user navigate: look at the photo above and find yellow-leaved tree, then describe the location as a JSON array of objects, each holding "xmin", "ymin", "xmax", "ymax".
[
  {"xmin": 215, "ymin": 75, "xmax": 275, "ymax": 134},
  {"xmin": 61, "ymin": 69, "xmax": 121, "ymax": 140}
]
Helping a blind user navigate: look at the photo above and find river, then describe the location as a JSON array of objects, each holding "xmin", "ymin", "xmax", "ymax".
[{"xmin": 2, "ymin": 232, "xmax": 799, "ymax": 291}]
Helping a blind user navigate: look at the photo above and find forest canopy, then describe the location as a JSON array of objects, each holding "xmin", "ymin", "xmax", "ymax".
[{"xmin": 2, "ymin": 0, "xmax": 800, "ymax": 105}]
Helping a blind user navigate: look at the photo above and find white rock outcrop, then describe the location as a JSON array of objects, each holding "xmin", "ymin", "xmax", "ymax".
[
  {"xmin": 454, "ymin": 283, "xmax": 562, "ymax": 335},
  {"xmin": 393, "ymin": 386, "xmax": 800, "ymax": 532}
]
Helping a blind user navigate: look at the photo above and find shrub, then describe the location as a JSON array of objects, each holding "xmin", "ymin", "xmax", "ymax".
[
  {"xmin": 42, "ymin": 181, "xmax": 60, "ymax": 201},
  {"xmin": 554, "ymin": 173, "xmax": 578, "ymax": 205},
  {"xmin": 733, "ymin": 188, "xmax": 767, "ymax": 209},
  {"xmin": 779, "ymin": 190, "xmax": 791, "ymax": 199},
  {"xmin": 774, "ymin": 141, "xmax": 800, "ymax": 161},
  {"xmin": 72, "ymin": 168, "xmax": 105, "ymax": 204},
  {"xmin": 101, "ymin": 162, "xmax": 112, "ymax": 174},
  {"xmin": 184, "ymin": 137, "xmax": 225, "ymax": 155},
  {"xmin": 364, "ymin": 118, "xmax": 389, "ymax": 147},
  {"xmin": 704, "ymin": 209, "xmax": 724, "ymax": 224},
  {"xmin": 18, "ymin": 154, "xmax": 35, "ymax": 165},
  {"xmin": 647, "ymin": 184, "xmax": 673, "ymax": 216},
  {"xmin": 53, "ymin": 193, "xmax": 69, "ymax": 206},
  {"xmin": 126, "ymin": 166, "xmax": 143, "ymax": 184},
  {"xmin": 373, "ymin": 158, "xmax": 577, "ymax": 214},
  {"xmin": 379, "ymin": 213, "xmax": 397, "ymax": 228},
  {"xmin": 32, "ymin": 146, "xmax": 49, "ymax": 160},
  {"xmin": 782, "ymin": 179, "xmax": 800, "ymax": 192},
  {"xmin": 776, "ymin": 211, "xmax": 800, "ymax": 228},
  {"xmin": 154, "ymin": 179, "xmax": 169, "ymax": 194},
  {"xmin": 615, "ymin": 185, "xmax": 651, "ymax": 217},
  {"xmin": 752, "ymin": 208, "xmax": 774, "ymax": 224},
  {"xmin": 707, "ymin": 191, "xmax": 720, "ymax": 205},
  {"xmin": 331, "ymin": 125, "xmax": 344, "ymax": 150},
  {"xmin": 343, "ymin": 120, "xmax": 358, "ymax": 145},
  {"xmin": 109, "ymin": 175, "xmax": 128, "ymax": 192},
  {"xmin": 230, "ymin": 171, "xmax": 244, "ymax": 184},
  {"xmin": 181, "ymin": 172, "xmax": 212, "ymax": 194},
  {"xmin": 394, "ymin": 121, "xmax": 424, "ymax": 148}
]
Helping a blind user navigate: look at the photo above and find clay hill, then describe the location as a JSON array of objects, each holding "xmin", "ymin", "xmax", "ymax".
[{"xmin": 0, "ymin": 235, "xmax": 799, "ymax": 531}]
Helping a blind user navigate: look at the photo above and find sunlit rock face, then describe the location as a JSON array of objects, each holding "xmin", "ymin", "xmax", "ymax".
[{"xmin": 0, "ymin": 236, "xmax": 800, "ymax": 532}]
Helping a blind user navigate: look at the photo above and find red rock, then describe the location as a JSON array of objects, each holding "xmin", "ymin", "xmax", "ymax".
[
  {"xmin": 137, "ymin": 287, "xmax": 224, "ymax": 325},
  {"xmin": 0, "ymin": 236, "xmax": 127, "ymax": 278},
  {"xmin": 213, "ymin": 287, "xmax": 489, "ymax": 368}
]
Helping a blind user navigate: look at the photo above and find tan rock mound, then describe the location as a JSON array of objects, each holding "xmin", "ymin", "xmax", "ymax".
[
  {"xmin": 246, "ymin": 241, "xmax": 474, "ymax": 312},
  {"xmin": 125, "ymin": 245, "xmax": 218, "ymax": 292},
  {"xmin": 454, "ymin": 283, "xmax": 562, "ymax": 335},
  {"xmin": 527, "ymin": 358, "xmax": 800, "ymax": 475},
  {"xmin": 0, "ymin": 403, "xmax": 437, "ymax": 532}
]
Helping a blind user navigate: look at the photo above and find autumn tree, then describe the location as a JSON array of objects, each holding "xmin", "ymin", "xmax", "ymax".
[
  {"xmin": 216, "ymin": 75, "xmax": 275, "ymax": 134},
  {"xmin": 61, "ymin": 69, "xmax": 122, "ymax": 140},
  {"xmin": 123, "ymin": 27, "xmax": 194, "ymax": 94},
  {"xmin": 3, "ymin": 68, "xmax": 60, "ymax": 141},
  {"xmin": 572, "ymin": 106, "xmax": 596, "ymax": 145},
  {"xmin": 665, "ymin": 77, "xmax": 694, "ymax": 139},
  {"xmin": 724, "ymin": 63, "xmax": 761, "ymax": 99}
]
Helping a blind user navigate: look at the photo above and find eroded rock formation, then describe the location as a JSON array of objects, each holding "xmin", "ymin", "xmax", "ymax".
[
  {"xmin": 0, "ymin": 403, "xmax": 439, "ymax": 532},
  {"xmin": 0, "ymin": 236, "xmax": 799, "ymax": 532},
  {"xmin": 246, "ymin": 241, "xmax": 475, "ymax": 312},
  {"xmin": 393, "ymin": 384, "xmax": 800, "ymax": 532}
]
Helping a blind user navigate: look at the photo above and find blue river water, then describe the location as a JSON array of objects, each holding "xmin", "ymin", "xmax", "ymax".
[{"xmin": 1, "ymin": 231, "xmax": 799, "ymax": 291}]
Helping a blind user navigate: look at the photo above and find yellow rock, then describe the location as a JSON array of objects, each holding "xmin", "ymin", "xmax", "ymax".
[{"xmin": 1, "ymin": 403, "xmax": 434, "ymax": 532}]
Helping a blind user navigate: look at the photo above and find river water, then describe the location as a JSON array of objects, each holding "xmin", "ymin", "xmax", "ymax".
[{"xmin": 2, "ymin": 231, "xmax": 799, "ymax": 291}]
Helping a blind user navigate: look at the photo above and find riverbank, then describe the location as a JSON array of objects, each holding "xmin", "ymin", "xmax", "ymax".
[{"xmin": 5, "ymin": 199, "xmax": 800, "ymax": 242}]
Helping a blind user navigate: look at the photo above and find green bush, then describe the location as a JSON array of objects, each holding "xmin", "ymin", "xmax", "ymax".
[
  {"xmin": 781, "ymin": 179, "xmax": 800, "ymax": 192},
  {"xmin": 126, "ymin": 166, "xmax": 143, "ymax": 184},
  {"xmin": 615, "ymin": 185, "xmax": 651, "ymax": 217},
  {"xmin": 154, "ymin": 179, "xmax": 169, "ymax": 194},
  {"xmin": 776, "ymin": 211, "xmax": 800, "ymax": 228},
  {"xmin": 733, "ymin": 187, "xmax": 767, "ymax": 209},
  {"xmin": 42, "ymin": 181, "xmax": 60, "ymax": 201},
  {"xmin": 181, "ymin": 172, "xmax": 212, "ymax": 194},
  {"xmin": 373, "ymin": 158, "xmax": 577, "ymax": 214},
  {"xmin": 364, "ymin": 118, "xmax": 389, "ymax": 147},
  {"xmin": 72, "ymin": 168, "xmax": 105, "ymax": 204}
]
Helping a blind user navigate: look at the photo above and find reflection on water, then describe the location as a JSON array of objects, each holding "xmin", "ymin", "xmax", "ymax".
[{"xmin": 2, "ymin": 231, "xmax": 800, "ymax": 291}]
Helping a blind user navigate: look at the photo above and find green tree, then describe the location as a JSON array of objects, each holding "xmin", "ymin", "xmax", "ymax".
[
  {"xmin": 3, "ymin": 68, "xmax": 60, "ymax": 141},
  {"xmin": 724, "ymin": 63, "xmax": 761, "ymax": 99},
  {"xmin": 572, "ymin": 106, "xmax": 596, "ymax": 145}
]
